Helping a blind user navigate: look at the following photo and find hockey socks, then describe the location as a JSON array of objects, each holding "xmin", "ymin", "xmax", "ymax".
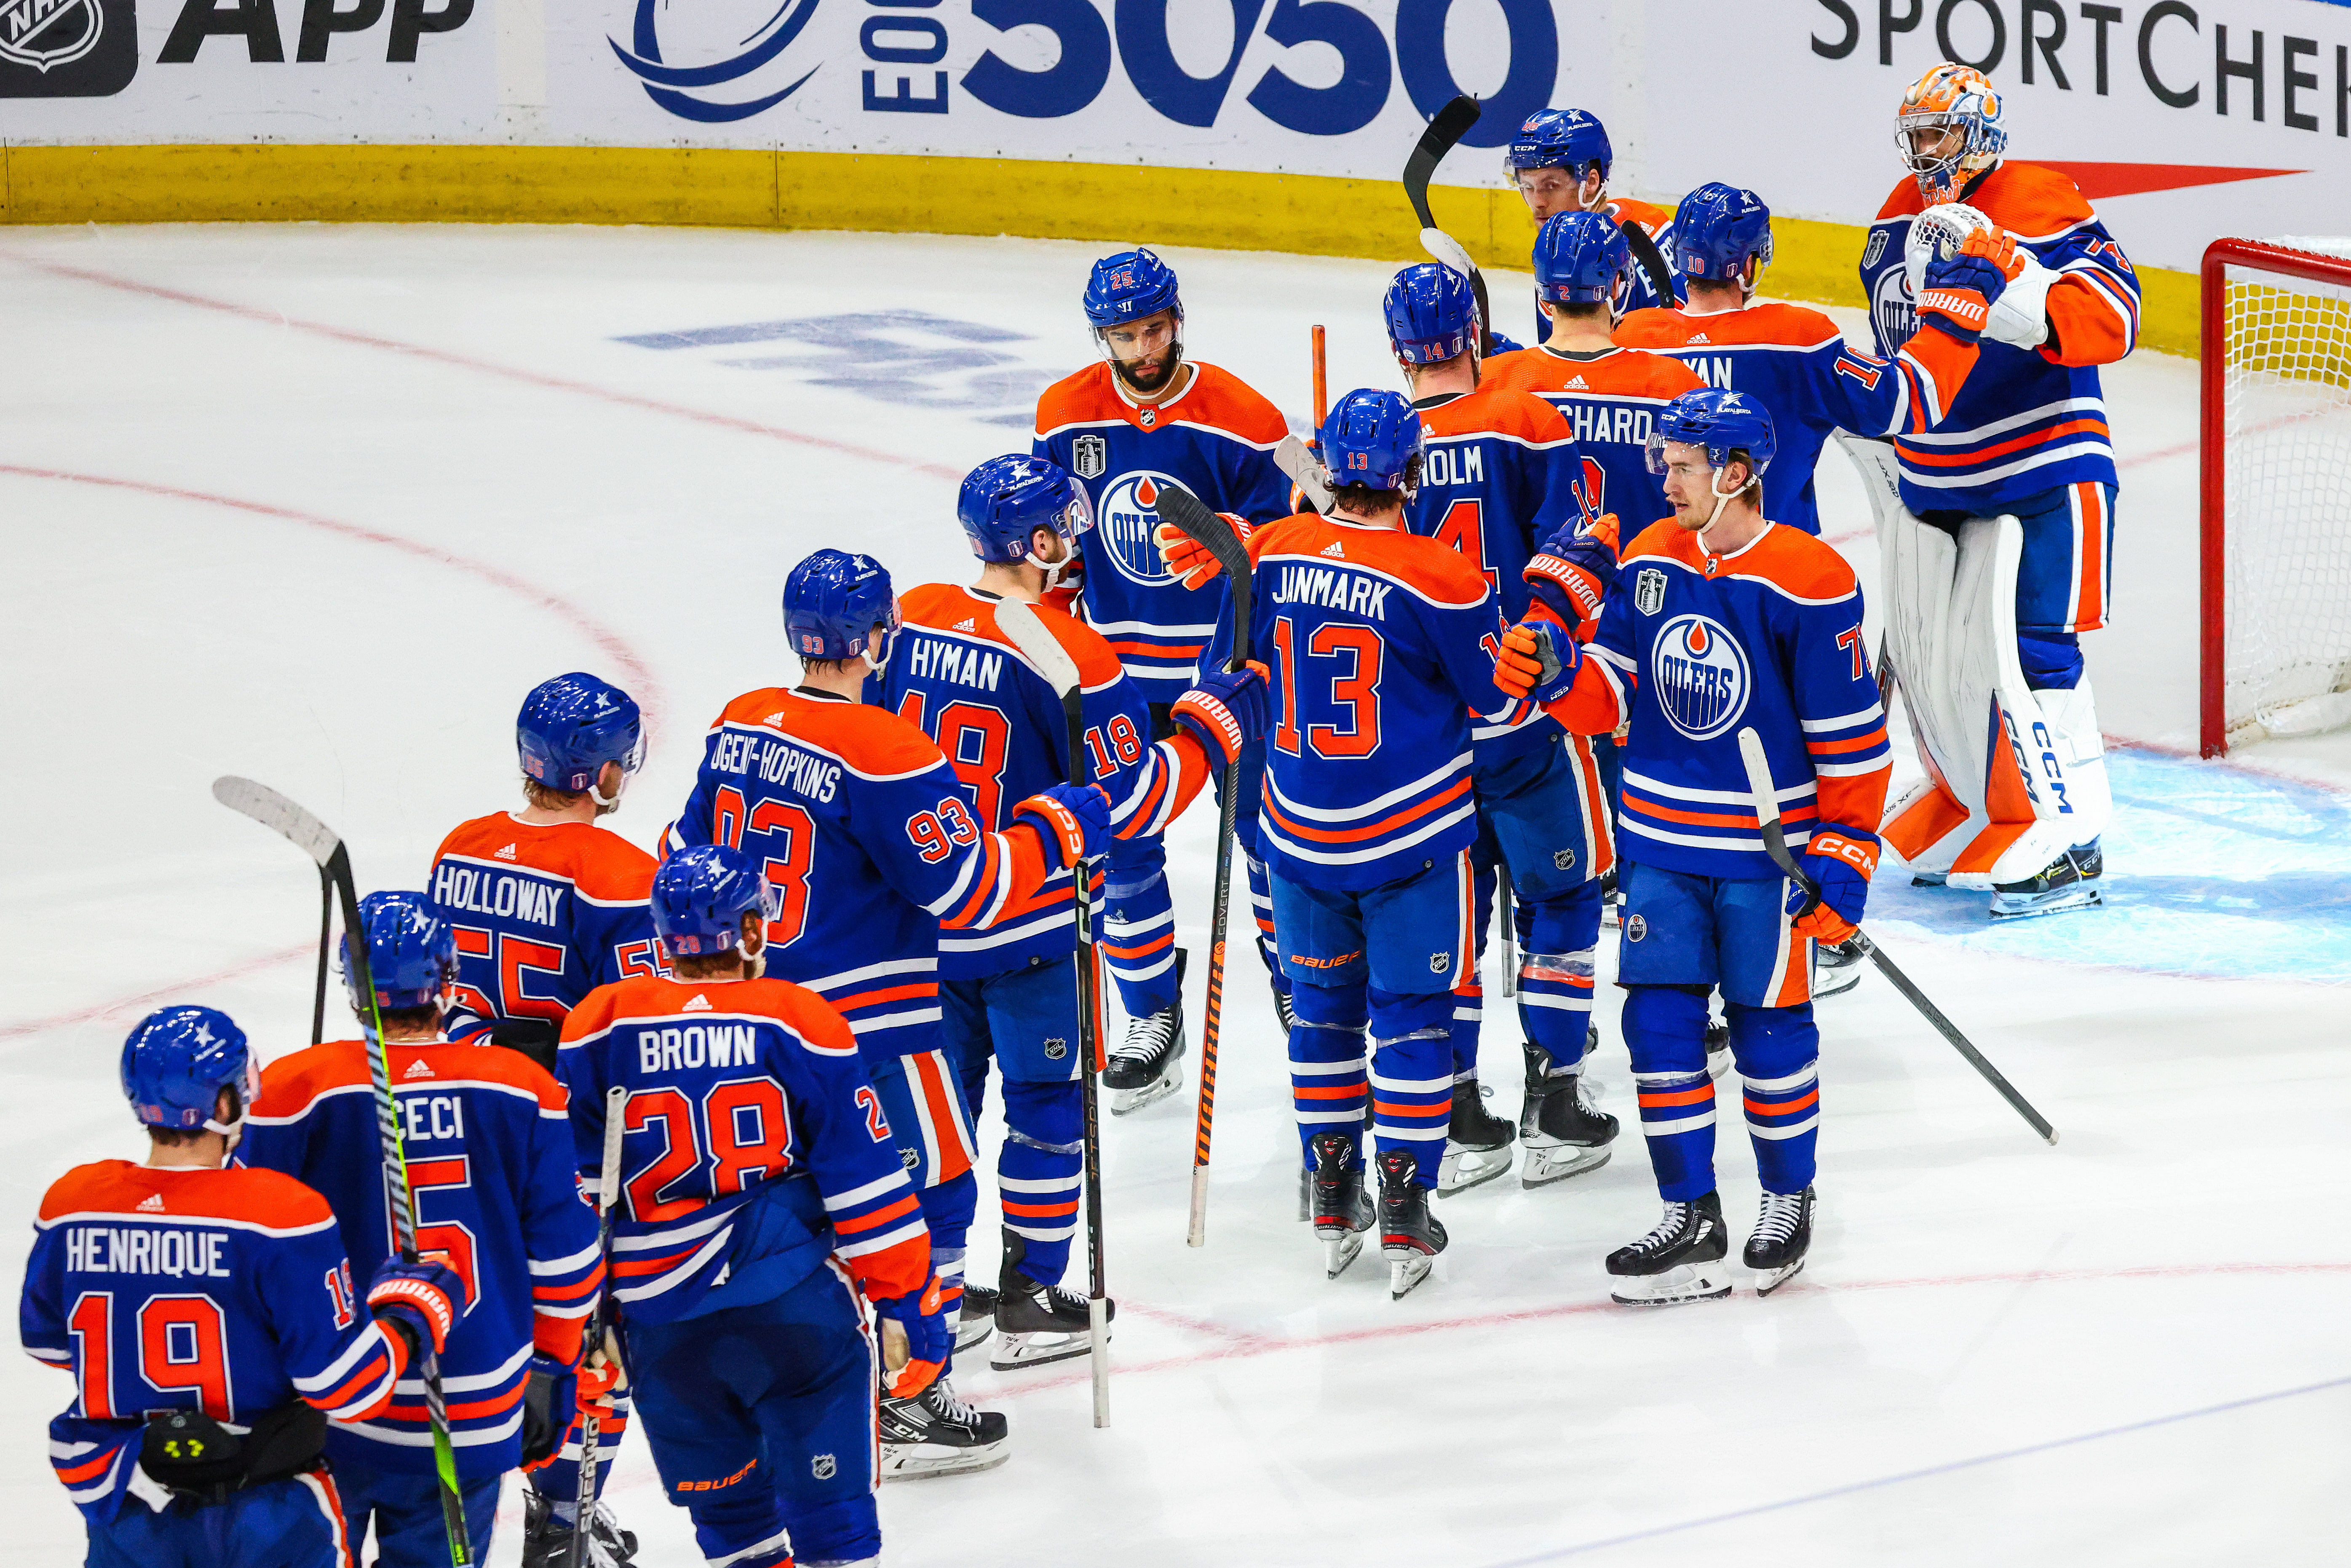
[
  {"xmin": 1367, "ymin": 989, "xmax": 1453, "ymax": 1185},
  {"xmin": 917, "ymin": 1169, "xmax": 976, "ymax": 1373},
  {"xmin": 1515, "ymin": 878, "xmax": 1602, "ymax": 1067},
  {"xmin": 1623, "ymin": 985, "xmax": 1719, "ymax": 1202},
  {"xmin": 1101, "ymin": 848, "xmax": 1182, "ymax": 1021},
  {"xmin": 996, "ymin": 1080, "xmax": 1082, "ymax": 1286},
  {"xmin": 1288, "ymin": 981, "xmax": 1369, "ymax": 1169},
  {"xmin": 1726, "ymin": 1002, "xmax": 1821, "ymax": 1194}
]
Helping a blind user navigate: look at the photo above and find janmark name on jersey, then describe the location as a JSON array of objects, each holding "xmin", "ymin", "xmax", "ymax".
[
  {"xmin": 1419, "ymin": 444, "xmax": 1485, "ymax": 487},
  {"xmin": 635, "ymin": 1022, "xmax": 764, "ymax": 1073},
  {"xmin": 435, "ymin": 864, "xmax": 566, "ymax": 927},
  {"xmin": 901, "ymin": 635, "xmax": 1007, "ymax": 692},
  {"xmin": 711, "ymin": 730, "xmax": 844, "ymax": 803},
  {"xmin": 65, "ymin": 1226, "xmax": 233, "ymax": 1279},
  {"xmin": 1272, "ymin": 564, "xmax": 1393, "ymax": 621}
]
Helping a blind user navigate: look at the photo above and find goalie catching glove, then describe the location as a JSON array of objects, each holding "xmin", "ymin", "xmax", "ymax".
[
  {"xmin": 1784, "ymin": 830, "xmax": 1880, "ymax": 945},
  {"xmin": 1154, "ymin": 513, "xmax": 1253, "ymax": 589},
  {"xmin": 1908, "ymin": 205, "xmax": 2047, "ymax": 348}
]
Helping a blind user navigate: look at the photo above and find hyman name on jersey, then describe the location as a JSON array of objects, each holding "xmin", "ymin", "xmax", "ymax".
[
  {"xmin": 436, "ymin": 863, "xmax": 566, "ymax": 927},
  {"xmin": 902, "ymin": 635, "xmax": 1007, "ymax": 692},
  {"xmin": 712, "ymin": 729, "xmax": 845, "ymax": 803},
  {"xmin": 637, "ymin": 1022, "xmax": 763, "ymax": 1073},
  {"xmin": 1273, "ymin": 565, "xmax": 1393, "ymax": 621},
  {"xmin": 65, "ymin": 1226, "xmax": 233, "ymax": 1279}
]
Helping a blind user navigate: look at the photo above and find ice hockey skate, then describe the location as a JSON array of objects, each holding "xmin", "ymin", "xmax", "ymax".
[
  {"xmin": 522, "ymin": 1488, "xmax": 638, "ymax": 1568},
  {"xmin": 1813, "ymin": 936, "xmax": 1864, "ymax": 997},
  {"xmin": 1519, "ymin": 1042, "xmax": 1615, "ymax": 1187},
  {"xmin": 1436, "ymin": 1078, "xmax": 1514, "ymax": 1195},
  {"xmin": 1704, "ymin": 1019, "xmax": 1732, "ymax": 1078},
  {"xmin": 879, "ymin": 1376, "xmax": 1011, "ymax": 1480},
  {"xmin": 1745, "ymin": 1186, "xmax": 1815, "ymax": 1296},
  {"xmin": 1605, "ymin": 1191, "xmax": 1733, "ymax": 1306},
  {"xmin": 1990, "ymin": 840, "xmax": 2104, "ymax": 920},
  {"xmin": 1376, "ymin": 1149, "xmax": 1447, "ymax": 1299},
  {"xmin": 1309, "ymin": 1131, "xmax": 1376, "ymax": 1276},
  {"xmin": 992, "ymin": 1239, "xmax": 1116, "ymax": 1370},
  {"xmin": 955, "ymin": 1281, "xmax": 999, "ymax": 1351},
  {"xmin": 1103, "ymin": 950, "xmax": 1187, "ymax": 1115}
]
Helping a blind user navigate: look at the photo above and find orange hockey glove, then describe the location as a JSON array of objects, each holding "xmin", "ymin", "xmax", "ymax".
[{"xmin": 1154, "ymin": 514, "xmax": 1252, "ymax": 590}]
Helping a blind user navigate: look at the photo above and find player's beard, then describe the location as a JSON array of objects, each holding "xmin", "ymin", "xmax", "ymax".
[{"xmin": 1110, "ymin": 340, "xmax": 1184, "ymax": 396}]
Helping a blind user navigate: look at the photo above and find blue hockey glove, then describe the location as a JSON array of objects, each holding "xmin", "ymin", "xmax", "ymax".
[
  {"xmin": 1523, "ymin": 513, "xmax": 1621, "ymax": 627},
  {"xmin": 1494, "ymin": 621, "xmax": 1579, "ymax": 704},
  {"xmin": 1487, "ymin": 329, "xmax": 1527, "ymax": 356},
  {"xmin": 519, "ymin": 1354, "xmax": 575, "ymax": 1469},
  {"xmin": 1917, "ymin": 229, "xmax": 2019, "ymax": 345},
  {"xmin": 1784, "ymin": 829, "xmax": 1878, "ymax": 945},
  {"xmin": 366, "ymin": 1253, "xmax": 464, "ymax": 1359},
  {"xmin": 1013, "ymin": 782, "xmax": 1112, "ymax": 869},
  {"xmin": 873, "ymin": 1274, "xmax": 950, "ymax": 1398},
  {"xmin": 1172, "ymin": 660, "xmax": 1270, "ymax": 767}
]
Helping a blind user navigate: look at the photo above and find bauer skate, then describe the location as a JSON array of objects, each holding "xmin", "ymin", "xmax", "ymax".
[
  {"xmin": 1605, "ymin": 1192, "xmax": 1733, "ymax": 1306},
  {"xmin": 955, "ymin": 1282, "xmax": 1000, "ymax": 1352},
  {"xmin": 1437, "ymin": 1078, "xmax": 1514, "ymax": 1196},
  {"xmin": 522, "ymin": 1488, "xmax": 639, "ymax": 1568},
  {"xmin": 1519, "ymin": 1043, "xmax": 1615, "ymax": 1188},
  {"xmin": 1310, "ymin": 1132, "xmax": 1376, "ymax": 1277},
  {"xmin": 880, "ymin": 1376, "xmax": 1010, "ymax": 1480},
  {"xmin": 1990, "ymin": 840, "xmax": 2103, "ymax": 920},
  {"xmin": 992, "ymin": 1238, "xmax": 1115, "ymax": 1370},
  {"xmin": 1813, "ymin": 937, "xmax": 1865, "ymax": 998},
  {"xmin": 1104, "ymin": 951, "xmax": 1187, "ymax": 1116},
  {"xmin": 1745, "ymin": 1186, "xmax": 1814, "ymax": 1296},
  {"xmin": 1704, "ymin": 1019, "xmax": 1732, "ymax": 1078},
  {"xmin": 1376, "ymin": 1150, "xmax": 1447, "ymax": 1299}
]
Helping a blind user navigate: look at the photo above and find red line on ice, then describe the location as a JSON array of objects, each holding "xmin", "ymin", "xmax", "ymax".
[
  {"xmin": 0, "ymin": 942, "xmax": 312, "ymax": 1042},
  {"xmin": 3, "ymin": 252, "xmax": 967, "ymax": 483}
]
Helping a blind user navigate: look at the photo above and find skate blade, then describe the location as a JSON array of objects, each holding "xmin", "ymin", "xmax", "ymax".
[
  {"xmin": 1754, "ymin": 1256, "xmax": 1807, "ymax": 1297},
  {"xmin": 1107, "ymin": 1072, "xmax": 1182, "ymax": 1116},
  {"xmin": 1607, "ymin": 1262, "xmax": 1732, "ymax": 1306},
  {"xmin": 953, "ymin": 1316, "xmax": 995, "ymax": 1353},
  {"xmin": 1385, "ymin": 1250, "xmax": 1434, "ymax": 1299},
  {"xmin": 987, "ymin": 1328, "xmax": 1107, "ymax": 1371},
  {"xmin": 1910, "ymin": 870, "xmax": 1950, "ymax": 886},
  {"xmin": 1320, "ymin": 1228, "xmax": 1364, "ymax": 1279},
  {"xmin": 1436, "ymin": 1145, "xmax": 1513, "ymax": 1197},
  {"xmin": 881, "ymin": 1440, "xmax": 1011, "ymax": 1482},
  {"xmin": 1812, "ymin": 966, "xmax": 1862, "ymax": 999},
  {"xmin": 1519, "ymin": 1145, "xmax": 1610, "ymax": 1188},
  {"xmin": 1988, "ymin": 885, "xmax": 2103, "ymax": 921}
]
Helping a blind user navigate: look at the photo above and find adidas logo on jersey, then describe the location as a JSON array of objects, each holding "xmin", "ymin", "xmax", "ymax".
[
  {"xmin": 682, "ymin": 994, "xmax": 712, "ymax": 1012},
  {"xmin": 763, "ymin": 712, "xmax": 785, "ymax": 727},
  {"xmin": 1563, "ymin": 375, "xmax": 1589, "ymax": 390},
  {"xmin": 136, "ymin": 1193, "xmax": 165, "ymax": 1213},
  {"xmin": 495, "ymin": 843, "xmax": 517, "ymax": 861},
  {"xmin": 952, "ymin": 618, "xmax": 977, "ymax": 632},
  {"xmin": 402, "ymin": 1059, "xmax": 435, "ymax": 1080},
  {"xmin": 1320, "ymin": 541, "xmax": 1345, "ymax": 559},
  {"xmin": 1688, "ymin": 333, "xmax": 1711, "ymax": 344}
]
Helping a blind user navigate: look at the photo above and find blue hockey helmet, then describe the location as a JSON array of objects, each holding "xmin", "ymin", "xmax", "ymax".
[
  {"xmin": 1505, "ymin": 107, "xmax": 1612, "ymax": 180},
  {"xmin": 1675, "ymin": 182, "xmax": 1773, "ymax": 285},
  {"xmin": 1319, "ymin": 389, "xmax": 1425, "ymax": 498},
  {"xmin": 651, "ymin": 844, "xmax": 783, "ymax": 959},
  {"xmin": 1083, "ymin": 248, "xmax": 1184, "ymax": 331},
  {"xmin": 1646, "ymin": 388, "xmax": 1777, "ymax": 481},
  {"xmin": 518, "ymin": 673, "xmax": 645, "ymax": 800},
  {"xmin": 121, "ymin": 1006, "xmax": 256, "ymax": 1133},
  {"xmin": 1532, "ymin": 212, "xmax": 1634, "ymax": 308},
  {"xmin": 784, "ymin": 549, "xmax": 900, "ymax": 671},
  {"xmin": 957, "ymin": 454, "xmax": 1095, "ymax": 567},
  {"xmin": 341, "ymin": 890, "xmax": 457, "ymax": 1014},
  {"xmin": 1383, "ymin": 263, "xmax": 1481, "ymax": 366}
]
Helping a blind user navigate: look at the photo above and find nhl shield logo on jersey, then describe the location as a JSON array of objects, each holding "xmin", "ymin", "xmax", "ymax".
[
  {"xmin": 1635, "ymin": 568, "xmax": 1668, "ymax": 616},
  {"xmin": 1651, "ymin": 614, "xmax": 1752, "ymax": 741},
  {"xmin": 1072, "ymin": 434, "xmax": 1108, "ymax": 479},
  {"xmin": 1096, "ymin": 471, "xmax": 1182, "ymax": 587}
]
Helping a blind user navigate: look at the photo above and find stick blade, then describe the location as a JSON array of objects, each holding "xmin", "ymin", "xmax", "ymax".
[
  {"xmin": 596, "ymin": 1085, "xmax": 629, "ymax": 1208},
  {"xmin": 1420, "ymin": 226, "xmax": 1478, "ymax": 284},
  {"xmin": 1403, "ymin": 95, "xmax": 1481, "ymax": 229},
  {"xmin": 212, "ymin": 776, "xmax": 343, "ymax": 868},
  {"xmin": 1273, "ymin": 435, "xmax": 1333, "ymax": 516},
  {"xmin": 993, "ymin": 596, "xmax": 1083, "ymax": 701},
  {"xmin": 1733, "ymin": 729, "xmax": 1778, "ymax": 827}
]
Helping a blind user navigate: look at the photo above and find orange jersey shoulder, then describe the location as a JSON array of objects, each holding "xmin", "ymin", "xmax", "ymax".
[
  {"xmin": 1035, "ymin": 362, "xmax": 1123, "ymax": 435},
  {"xmin": 1259, "ymin": 516, "xmax": 1490, "ymax": 608},
  {"xmin": 900, "ymin": 582, "xmax": 1122, "ymax": 688},
  {"xmin": 1625, "ymin": 520, "xmax": 1857, "ymax": 601},
  {"xmin": 41, "ymin": 1160, "xmax": 334, "ymax": 1232},
  {"xmin": 253, "ymin": 1038, "xmax": 374, "ymax": 1118},
  {"xmin": 1617, "ymin": 303, "xmax": 1839, "ymax": 351},
  {"xmin": 731, "ymin": 687, "xmax": 946, "ymax": 780},
  {"xmin": 436, "ymin": 813, "xmax": 655, "ymax": 904},
  {"xmin": 1493, "ymin": 345, "xmax": 1704, "ymax": 401},
  {"xmin": 562, "ymin": 974, "xmax": 854, "ymax": 1056},
  {"xmin": 1167, "ymin": 361, "xmax": 1288, "ymax": 445},
  {"xmin": 394, "ymin": 1038, "xmax": 566, "ymax": 1110},
  {"xmin": 1420, "ymin": 384, "xmax": 1573, "ymax": 443},
  {"xmin": 1877, "ymin": 176, "xmax": 1924, "ymax": 222},
  {"xmin": 1876, "ymin": 163, "xmax": 2093, "ymax": 239},
  {"xmin": 1606, "ymin": 196, "xmax": 1673, "ymax": 236}
]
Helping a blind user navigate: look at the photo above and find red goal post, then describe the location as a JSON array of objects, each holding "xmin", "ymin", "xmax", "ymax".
[{"xmin": 2199, "ymin": 238, "xmax": 2351, "ymax": 758}]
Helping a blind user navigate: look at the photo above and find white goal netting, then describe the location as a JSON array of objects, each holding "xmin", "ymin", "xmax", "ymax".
[{"xmin": 2218, "ymin": 237, "xmax": 2351, "ymax": 748}]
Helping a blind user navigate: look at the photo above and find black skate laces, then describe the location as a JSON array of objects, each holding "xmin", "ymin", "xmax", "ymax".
[{"xmin": 1753, "ymin": 1191, "xmax": 1805, "ymax": 1245}]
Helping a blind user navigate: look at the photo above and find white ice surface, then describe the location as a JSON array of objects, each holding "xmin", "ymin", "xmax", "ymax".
[{"xmin": 1, "ymin": 225, "xmax": 2345, "ymax": 1566}]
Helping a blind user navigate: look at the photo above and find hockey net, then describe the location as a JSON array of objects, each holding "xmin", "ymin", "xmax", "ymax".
[{"xmin": 2201, "ymin": 237, "xmax": 2351, "ymax": 757}]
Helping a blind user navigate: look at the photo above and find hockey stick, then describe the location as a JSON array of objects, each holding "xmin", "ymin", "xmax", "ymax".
[
  {"xmin": 570, "ymin": 1084, "xmax": 629, "ymax": 1568},
  {"xmin": 1496, "ymin": 864, "xmax": 1518, "ymax": 998},
  {"xmin": 1273, "ymin": 435, "xmax": 1333, "ymax": 516},
  {"xmin": 988, "ymin": 599, "xmax": 1111, "ymax": 1429},
  {"xmin": 1153, "ymin": 485, "xmax": 1254, "ymax": 1250},
  {"xmin": 1621, "ymin": 220, "xmax": 1677, "ymax": 313},
  {"xmin": 1404, "ymin": 94, "xmax": 1498, "ymax": 354},
  {"xmin": 1729, "ymin": 734, "xmax": 2059, "ymax": 1146},
  {"xmin": 210, "ymin": 776, "xmax": 476, "ymax": 1565},
  {"xmin": 312, "ymin": 870, "xmax": 332, "ymax": 1046},
  {"xmin": 1311, "ymin": 324, "xmax": 1328, "ymax": 432}
]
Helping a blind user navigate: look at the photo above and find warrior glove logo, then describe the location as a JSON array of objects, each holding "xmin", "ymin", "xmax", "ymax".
[
  {"xmin": 1072, "ymin": 434, "xmax": 1108, "ymax": 480},
  {"xmin": 1634, "ymin": 568, "xmax": 1668, "ymax": 616},
  {"xmin": 1651, "ymin": 614, "xmax": 1751, "ymax": 741},
  {"xmin": 1096, "ymin": 472, "xmax": 1183, "ymax": 587}
]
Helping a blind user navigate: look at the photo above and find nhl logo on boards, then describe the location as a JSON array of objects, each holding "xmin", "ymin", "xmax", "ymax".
[
  {"xmin": 1043, "ymin": 1037, "xmax": 1068, "ymax": 1060},
  {"xmin": 1094, "ymin": 471, "xmax": 1184, "ymax": 587},
  {"xmin": 1073, "ymin": 434, "xmax": 1108, "ymax": 479},
  {"xmin": 1635, "ymin": 568, "xmax": 1668, "ymax": 616},
  {"xmin": 1625, "ymin": 915, "xmax": 1648, "ymax": 942},
  {"xmin": 0, "ymin": 0, "xmax": 134, "ymax": 99},
  {"xmin": 1651, "ymin": 614, "xmax": 1752, "ymax": 742}
]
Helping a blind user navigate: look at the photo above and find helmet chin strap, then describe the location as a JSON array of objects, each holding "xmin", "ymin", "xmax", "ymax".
[
  {"xmin": 1028, "ymin": 535, "xmax": 1076, "ymax": 592},
  {"xmin": 1696, "ymin": 467, "xmax": 1744, "ymax": 542},
  {"xmin": 590, "ymin": 767, "xmax": 628, "ymax": 810}
]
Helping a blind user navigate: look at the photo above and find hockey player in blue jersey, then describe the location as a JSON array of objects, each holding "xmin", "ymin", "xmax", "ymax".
[
  {"xmin": 241, "ymin": 893, "xmax": 604, "ymax": 1564},
  {"xmin": 23, "ymin": 1006, "xmax": 464, "ymax": 1568},
  {"xmin": 1497, "ymin": 391, "xmax": 1900, "ymax": 1303},
  {"xmin": 1035, "ymin": 248, "xmax": 1295, "ymax": 1078},
  {"xmin": 1378, "ymin": 263, "xmax": 1622, "ymax": 1195},
  {"xmin": 1504, "ymin": 109, "xmax": 1682, "ymax": 339},
  {"xmin": 666, "ymin": 546, "xmax": 1123, "ymax": 1472},
  {"xmin": 890, "ymin": 454, "xmax": 1267, "ymax": 1356},
  {"xmin": 558, "ymin": 846, "xmax": 954, "ymax": 1568}
]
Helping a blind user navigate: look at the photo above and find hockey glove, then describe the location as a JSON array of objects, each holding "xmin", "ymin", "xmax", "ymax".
[
  {"xmin": 1494, "ymin": 621, "xmax": 1579, "ymax": 704},
  {"xmin": 1784, "ymin": 829, "xmax": 1879, "ymax": 945},
  {"xmin": 1916, "ymin": 229, "xmax": 2027, "ymax": 346},
  {"xmin": 1155, "ymin": 513, "xmax": 1252, "ymax": 590},
  {"xmin": 519, "ymin": 1355, "xmax": 575, "ymax": 1470},
  {"xmin": 1013, "ymin": 781, "xmax": 1113, "ymax": 869},
  {"xmin": 366, "ymin": 1253, "xmax": 465, "ymax": 1360},
  {"xmin": 872, "ymin": 1274, "xmax": 950, "ymax": 1399},
  {"xmin": 1523, "ymin": 512, "xmax": 1622, "ymax": 629},
  {"xmin": 576, "ymin": 1335, "xmax": 625, "ymax": 1424},
  {"xmin": 1171, "ymin": 661, "xmax": 1270, "ymax": 767}
]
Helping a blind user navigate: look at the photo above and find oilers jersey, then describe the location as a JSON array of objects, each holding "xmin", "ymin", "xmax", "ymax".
[
  {"xmin": 1860, "ymin": 161, "xmax": 2140, "ymax": 511},
  {"xmin": 1485, "ymin": 343, "xmax": 1704, "ymax": 533},
  {"xmin": 1539, "ymin": 521, "xmax": 1892, "ymax": 879},
  {"xmin": 1033, "ymin": 360, "xmax": 1292, "ymax": 700},
  {"xmin": 1532, "ymin": 195, "xmax": 1684, "ymax": 342},
  {"xmin": 1215, "ymin": 513, "xmax": 1521, "ymax": 891},
  {"xmin": 238, "ymin": 1038, "xmax": 600, "ymax": 1477},
  {"xmin": 22, "ymin": 1162, "xmax": 412, "ymax": 1524},
  {"xmin": 665, "ymin": 687, "xmax": 1069, "ymax": 1064},
  {"xmin": 884, "ymin": 584, "xmax": 1216, "ymax": 978},
  {"xmin": 556, "ymin": 975, "xmax": 931, "ymax": 1325},
  {"xmin": 428, "ymin": 815, "xmax": 663, "ymax": 1045},
  {"xmin": 1615, "ymin": 299, "xmax": 1987, "ymax": 535}
]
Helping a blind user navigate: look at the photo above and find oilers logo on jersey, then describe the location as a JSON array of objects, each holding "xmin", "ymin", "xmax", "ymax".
[
  {"xmin": 1072, "ymin": 434, "xmax": 1108, "ymax": 479},
  {"xmin": 1651, "ymin": 615, "xmax": 1751, "ymax": 741},
  {"xmin": 1097, "ymin": 471, "xmax": 1182, "ymax": 586},
  {"xmin": 1871, "ymin": 260, "xmax": 1918, "ymax": 355}
]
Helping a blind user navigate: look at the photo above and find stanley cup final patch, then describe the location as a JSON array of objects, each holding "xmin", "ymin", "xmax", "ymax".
[
  {"xmin": 1072, "ymin": 434, "xmax": 1108, "ymax": 479},
  {"xmin": 1635, "ymin": 568, "xmax": 1668, "ymax": 616}
]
